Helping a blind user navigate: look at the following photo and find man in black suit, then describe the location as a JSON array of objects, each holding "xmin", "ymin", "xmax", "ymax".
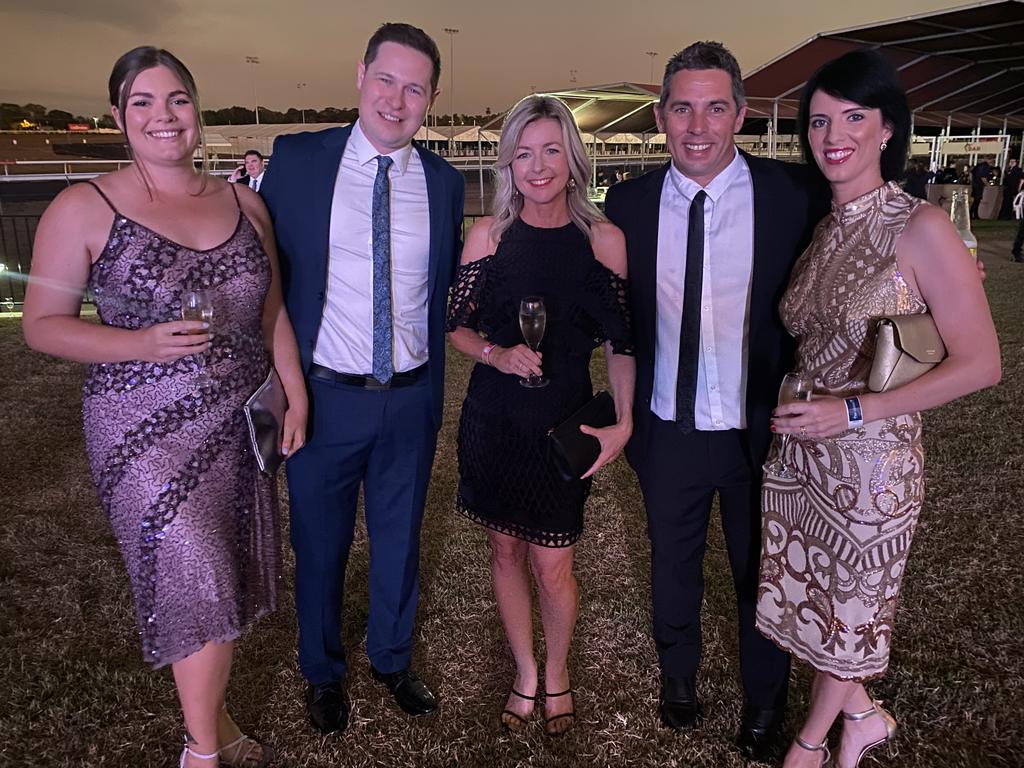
[
  {"xmin": 970, "ymin": 159, "xmax": 991, "ymax": 219},
  {"xmin": 604, "ymin": 41, "xmax": 825, "ymax": 761},
  {"xmin": 1000, "ymin": 158, "xmax": 1022, "ymax": 220},
  {"xmin": 228, "ymin": 149, "xmax": 265, "ymax": 191}
]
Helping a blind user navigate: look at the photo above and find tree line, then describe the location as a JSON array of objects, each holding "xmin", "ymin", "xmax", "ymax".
[{"xmin": 2, "ymin": 102, "xmax": 494, "ymax": 130}]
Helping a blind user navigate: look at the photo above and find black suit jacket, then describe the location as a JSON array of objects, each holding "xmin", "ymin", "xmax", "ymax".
[{"xmin": 604, "ymin": 151, "xmax": 827, "ymax": 468}]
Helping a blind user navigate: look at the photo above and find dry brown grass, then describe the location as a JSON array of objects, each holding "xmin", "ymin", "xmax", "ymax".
[{"xmin": 1, "ymin": 227, "xmax": 1021, "ymax": 767}]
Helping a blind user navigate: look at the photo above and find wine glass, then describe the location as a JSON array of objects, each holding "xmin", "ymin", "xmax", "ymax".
[
  {"xmin": 518, "ymin": 296, "xmax": 549, "ymax": 388},
  {"xmin": 180, "ymin": 288, "xmax": 214, "ymax": 388},
  {"xmin": 764, "ymin": 372, "xmax": 812, "ymax": 479}
]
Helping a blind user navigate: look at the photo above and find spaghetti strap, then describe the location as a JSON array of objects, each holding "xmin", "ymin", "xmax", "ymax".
[
  {"xmin": 85, "ymin": 180, "xmax": 118, "ymax": 213},
  {"xmin": 229, "ymin": 182, "xmax": 242, "ymax": 210}
]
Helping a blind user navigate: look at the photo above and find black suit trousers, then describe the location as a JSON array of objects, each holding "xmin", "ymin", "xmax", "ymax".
[{"xmin": 634, "ymin": 416, "xmax": 789, "ymax": 710}]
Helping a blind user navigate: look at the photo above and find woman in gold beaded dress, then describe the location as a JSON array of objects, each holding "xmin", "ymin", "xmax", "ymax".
[{"xmin": 754, "ymin": 51, "xmax": 1000, "ymax": 768}]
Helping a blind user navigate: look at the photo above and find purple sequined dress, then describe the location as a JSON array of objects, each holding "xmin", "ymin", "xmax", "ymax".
[{"xmin": 82, "ymin": 182, "xmax": 279, "ymax": 669}]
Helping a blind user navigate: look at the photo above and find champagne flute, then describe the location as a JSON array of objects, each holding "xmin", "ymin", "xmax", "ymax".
[
  {"xmin": 518, "ymin": 296, "xmax": 549, "ymax": 389},
  {"xmin": 180, "ymin": 288, "xmax": 214, "ymax": 388},
  {"xmin": 765, "ymin": 372, "xmax": 812, "ymax": 479}
]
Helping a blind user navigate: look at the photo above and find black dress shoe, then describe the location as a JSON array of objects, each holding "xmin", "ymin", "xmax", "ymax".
[
  {"xmin": 306, "ymin": 681, "xmax": 350, "ymax": 734},
  {"xmin": 371, "ymin": 666, "xmax": 439, "ymax": 716},
  {"xmin": 659, "ymin": 675, "xmax": 703, "ymax": 731},
  {"xmin": 735, "ymin": 704, "xmax": 784, "ymax": 763}
]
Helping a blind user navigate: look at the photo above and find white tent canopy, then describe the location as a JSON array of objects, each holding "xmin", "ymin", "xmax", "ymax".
[
  {"xmin": 413, "ymin": 126, "xmax": 448, "ymax": 142},
  {"xmin": 599, "ymin": 132, "xmax": 643, "ymax": 144},
  {"xmin": 449, "ymin": 127, "xmax": 487, "ymax": 143}
]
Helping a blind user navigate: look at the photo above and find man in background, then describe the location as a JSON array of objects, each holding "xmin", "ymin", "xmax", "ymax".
[{"xmin": 228, "ymin": 149, "xmax": 265, "ymax": 191}]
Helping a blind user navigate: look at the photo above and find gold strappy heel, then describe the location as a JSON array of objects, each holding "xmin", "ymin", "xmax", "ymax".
[
  {"xmin": 218, "ymin": 707, "xmax": 274, "ymax": 767},
  {"xmin": 793, "ymin": 734, "xmax": 831, "ymax": 766},
  {"xmin": 180, "ymin": 737, "xmax": 218, "ymax": 768},
  {"xmin": 842, "ymin": 700, "xmax": 898, "ymax": 766}
]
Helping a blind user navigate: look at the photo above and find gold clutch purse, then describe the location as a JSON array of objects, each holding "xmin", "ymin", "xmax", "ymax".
[{"xmin": 868, "ymin": 314, "xmax": 946, "ymax": 392}]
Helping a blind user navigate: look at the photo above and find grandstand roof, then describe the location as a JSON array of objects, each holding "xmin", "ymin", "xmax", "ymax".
[
  {"xmin": 491, "ymin": 1, "xmax": 1024, "ymax": 134},
  {"xmin": 484, "ymin": 83, "xmax": 662, "ymax": 134},
  {"xmin": 744, "ymin": 0, "xmax": 1024, "ymax": 130}
]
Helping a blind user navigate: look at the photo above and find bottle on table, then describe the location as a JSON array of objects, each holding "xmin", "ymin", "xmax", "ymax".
[{"xmin": 949, "ymin": 190, "xmax": 978, "ymax": 260}]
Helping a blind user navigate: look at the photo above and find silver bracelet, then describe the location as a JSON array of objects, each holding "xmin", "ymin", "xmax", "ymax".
[{"xmin": 844, "ymin": 396, "xmax": 864, "ymax": 429}]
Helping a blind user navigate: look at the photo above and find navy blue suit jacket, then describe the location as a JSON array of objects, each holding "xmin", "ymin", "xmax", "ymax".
[
  {"xmin": 604, "ymin": 152, "xmax": 827, "ymax": 468},
  {"xmin": 260, "ymin": 125, "xmax": 464, "ymax": 430}
]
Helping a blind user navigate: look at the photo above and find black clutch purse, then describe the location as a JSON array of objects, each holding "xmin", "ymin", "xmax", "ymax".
[
  {"xmin": 548, "ymin": 390, "xmax": 617, "ymax": 481},
  {"xmin": 243, "ymin": 366, "xmax": 288, "ymax": 475}
]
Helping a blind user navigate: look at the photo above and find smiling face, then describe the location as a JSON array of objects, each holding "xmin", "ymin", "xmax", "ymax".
[
  {"xmin": 510, "ymin": 118, "xmax": 571, "ymax": 207},
  {"xmin": 356, "ymin": 41, "xmax": 436, "ymax": 155},
  {"xmin": 656, "ymin": 67, "xmax": 746, "ymax": 187},
  {"xmin": 806, "ymin": 89, "xmax": 892, "ymax": 202},
  {"xmin": 112, "ymin": 64, "xmax": 199, "ymax": 166},
  {"xmin": 244, "ymin": 153, "xmax": 263, "ymax": 177}
]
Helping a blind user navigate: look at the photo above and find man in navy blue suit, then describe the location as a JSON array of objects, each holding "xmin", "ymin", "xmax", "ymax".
[{"xmin": 260, "ymin": 23, "xmax": 464, "ymax": 734}]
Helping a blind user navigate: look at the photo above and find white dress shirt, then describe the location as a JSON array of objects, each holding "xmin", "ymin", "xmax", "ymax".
[
  {"xmin": 313, "ymin": 120, "xmax": 431, "ymax": 374},
  {"xmin": 652, "ymin": 149, "xmax": 755, "ymax": 429},
  {"xmin": 248, "ymin": 171, "xmax": 265, "ymax": 192}
]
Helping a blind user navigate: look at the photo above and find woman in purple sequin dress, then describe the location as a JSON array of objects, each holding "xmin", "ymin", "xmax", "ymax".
[{"xmin": 22, "ymin": 48, "xmax": 307, "ymax": 768}]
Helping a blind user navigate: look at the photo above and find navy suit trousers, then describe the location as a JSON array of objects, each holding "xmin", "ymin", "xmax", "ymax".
[{"xmin": 286, "ymin": 374, "xmax": 437, "ymax": 685}]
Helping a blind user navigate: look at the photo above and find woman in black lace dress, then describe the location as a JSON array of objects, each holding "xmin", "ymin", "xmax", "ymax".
[
  {"xmin": 23, "ymin": 48, "xmax": 306, "ymax": 767},
  {"xmin": 447, "ymin": 96, "xmax": 635, "ymax": 735}
]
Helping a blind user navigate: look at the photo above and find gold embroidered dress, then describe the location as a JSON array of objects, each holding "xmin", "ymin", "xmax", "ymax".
[{"xmin": 755, "ymin": 181, "xmax": 927, "ymax": 680}]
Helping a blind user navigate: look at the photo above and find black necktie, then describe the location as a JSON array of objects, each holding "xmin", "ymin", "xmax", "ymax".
[{"xmin": 675, "ymin": 190, "xmax": 706, "ymax": 432}]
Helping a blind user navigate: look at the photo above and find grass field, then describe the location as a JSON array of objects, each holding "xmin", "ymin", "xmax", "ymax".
[{"xmin": 0, "ymin": 224, "xmax": 1021, "ymax": 767}]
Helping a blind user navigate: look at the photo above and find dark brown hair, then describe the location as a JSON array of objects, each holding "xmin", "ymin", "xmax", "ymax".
[
  {"xmin": 660, "ymin": 41, "xmax": 746, "ymax": 110},
  {"xmin": 108, "ymin": 46, "xmax": 206, "ymax": 173},
  {"xmin": 364, "ymin": 23, "xmax": 441, "ymax": 92}
]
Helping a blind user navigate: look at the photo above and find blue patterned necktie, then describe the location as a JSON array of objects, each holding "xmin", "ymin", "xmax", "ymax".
[{"xmin": 372, "ymin": 155, "xmax": 395, "ymax": 383}]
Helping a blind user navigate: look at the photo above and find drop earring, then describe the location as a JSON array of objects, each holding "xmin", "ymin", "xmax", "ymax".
[{"xmin": 880, "ymin": 139, "xmax": 888, "ymax": 151}]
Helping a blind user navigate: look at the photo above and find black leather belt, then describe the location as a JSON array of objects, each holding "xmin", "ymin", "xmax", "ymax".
[{"xmin": 309, "ymin": 362, "xmax": 427, "ymax": 390}]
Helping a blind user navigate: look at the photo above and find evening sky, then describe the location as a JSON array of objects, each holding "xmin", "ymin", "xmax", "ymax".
[{"xmin": 0, "ymin": 0, "xmax": 962, "ymax": 119}]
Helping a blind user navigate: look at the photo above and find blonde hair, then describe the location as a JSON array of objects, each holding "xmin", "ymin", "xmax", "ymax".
[{"xmin": 490, "ymin": 95, "xmax": 605, "ymax": 241}]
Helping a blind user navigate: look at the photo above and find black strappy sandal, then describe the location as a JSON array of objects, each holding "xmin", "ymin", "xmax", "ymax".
[
  {"xmin": 544, "ymin": 689, "xmax": 576, "ymax": 736},
  {"xmin": 500, "ymin": 689, "xmax": 537, "ymax": 732}
]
